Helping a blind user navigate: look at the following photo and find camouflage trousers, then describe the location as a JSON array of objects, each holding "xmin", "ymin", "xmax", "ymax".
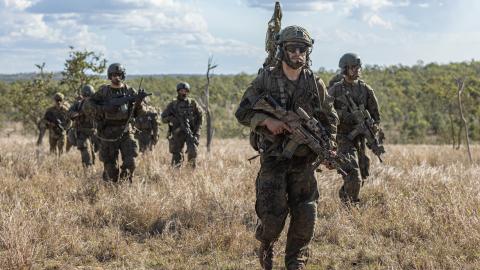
[
  {"xmin": 255, "ymin": 154, "xmax": 319, "ymax": 270},
  {"xmin": 135, "ymin": 130, "xmax": 155, "ymax": 153},
  {"xmin": 337, "ymin": 134, "xmax": 370, "ymax": 204},
  {"xmin": 168, "ymin": 132, "xmax": 198, "ymax": 168},
  {"xmin": 75, "ymin": 128, "xmax": 96, "ymax": 167},
  {"xmin": 99, "ymin": 131, "xmax": 138, "ymax": 183},
  {"xmin": 48, "ymin": 130, "xmax": 66, "ymax": 155}
]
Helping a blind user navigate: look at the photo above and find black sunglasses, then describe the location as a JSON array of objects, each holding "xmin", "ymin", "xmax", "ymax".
[{"xmin": 284, "ymin": 44, "xmax": 309, "ymax": 54}]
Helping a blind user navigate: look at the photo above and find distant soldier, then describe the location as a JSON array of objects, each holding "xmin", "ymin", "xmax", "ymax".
[
  {"xmin": 68, "ymin": 84, "xmax": 97, "ymax": 167},
  {"xmin": 134, "ymin": 100, "xmax": 160, "ymax": 152},
  {"xmin": 84, "ymin": 63, "xmax": 148, "ymax": 182},
  {"xmin": 37, "ymin": 92, "xmax": 71, "ymax": 155},
  {"xmin": 161, "ymin": 82, "xmax": 203, "ymax": 168},
  {"xmin": 328, "ymin": 53, "xmax": 383, "ymax": 205}
]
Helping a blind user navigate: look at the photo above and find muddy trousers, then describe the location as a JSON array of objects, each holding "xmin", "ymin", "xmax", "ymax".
[
  {"xmin": 48, "ymin": 131, "xmax": 65, "ymax": 155},
  {"xmin": 337, "ymin": 135, "xmax": 370, "ymax": 204},
  {"xmin": 255, "ymin": 154, "xmax": 319, "ymax": 270},
  {"xmin": 76, "ymin": 130, "xmax": 96, "ymax": 167},
  {"xmin": 169, "ymin": 132, "xmax": 198, "ymax": 168},
  {"xmin": 99, "ymin": 133, "xmax": 138, "ymax": 183}
]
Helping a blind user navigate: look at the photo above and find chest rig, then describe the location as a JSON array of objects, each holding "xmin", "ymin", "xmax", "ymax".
[
  {"xmin": 253, "ymin": 68, "xmax": 324, "ymax": 156},
  {"xmin": 102, "ymin": 85, "xmax": 133, "ymax": 121},
  {"xmin": 174, "ymin": 99, "xmax": 195, "ymax": 124}
]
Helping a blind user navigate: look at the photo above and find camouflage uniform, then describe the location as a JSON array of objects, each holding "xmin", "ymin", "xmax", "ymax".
[
  {"xmin": 328, "ymin": 53, "xmax": 381, "ymax": 204},
  {"xmin": 38, "ymin": 93, "xmax": 71, "ymax": 155},
  {"xmin": 134, "ymin": 105, "xmax": 160, "ymax": 152},
  {"xmin": 85, "ymin": 82, "xmax": 146, "ymax": 182},
  {"xmin": 161, "ymin": 95, "xmax": 203, "ymax": 167},
  {"xmin": 68, "ymin": 97, "xmax": 96, "ymax": 167},
  {"xmin": 235, "ymin": 26, "xmax": 338, "ymax": 269}
]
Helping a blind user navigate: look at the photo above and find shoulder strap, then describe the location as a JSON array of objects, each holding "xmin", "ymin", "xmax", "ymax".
[{"xmin": 276, "ymin": 77, "xmax": 287, "ymax": 109}]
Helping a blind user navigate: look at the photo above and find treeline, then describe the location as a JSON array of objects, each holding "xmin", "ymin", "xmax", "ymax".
[{"xmin": 1, "ymin": 57, "xmax": 479, "ymax": 144}]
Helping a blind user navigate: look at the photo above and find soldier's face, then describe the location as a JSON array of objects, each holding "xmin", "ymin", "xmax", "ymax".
[
  {"xmin": 110, "ymin": 73, "xmax": 123, "ymax": 86},
  {"xmin": 347, "ymin": 65, "xmax": 361, "ymax": 80},
  {"xmin": 284, "ymin": 43, "xmax": 307, "ymax": 69},
  {"xmin": 178, "ymin": 89, "xmax": 188, "ymax": 99}
]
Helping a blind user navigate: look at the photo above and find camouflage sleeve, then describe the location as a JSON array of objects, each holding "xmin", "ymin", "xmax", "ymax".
[
  {"xmin": 83, "ymin": 88, "xmax": 105, "ymax": 119},
  {"xmin": 365, "ymin": 84, "xmax": 381, "ymax": 124},
  {"xmin": 316, "ymin": 77, "xmax": 338, "ymax": 139},
  {"xmin": 192, "ymin": 99, "xmax": 203, "ymax": 133},
  {"xmin": 234, "ymin": 69, "xmax": 269, "ymax": 129},
  {"xmin": 161, "ymin": 101, "xmax": 175, "ymax": 124}
]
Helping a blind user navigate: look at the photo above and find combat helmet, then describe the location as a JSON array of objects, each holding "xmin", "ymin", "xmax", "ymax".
[
  {"xmin": 276, "ymin": 25, "xmax": 314, "ymax": 46},
  {"xmin": 107, "ymin": 63, "xmax": 126, "ymax": 80},
  {"xmin": 275, "ymin": 25, "xmax": 314, "ymax": 68},
  {"xmin": 81, "ymin": 84, "xmax": 95, "ymax": 97},
  {"xmin": 53, "ymin": 92, "xmax": 64, "ymax": 102},
  {"xmin": 339, "ymin": 53, "xmax": 362, "ymax": 73},
  {"xmin": 176, "ymin": 82, "xmax": 190, "ymax": 92}
]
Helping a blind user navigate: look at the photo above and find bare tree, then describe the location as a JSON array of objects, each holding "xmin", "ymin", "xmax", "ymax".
[
  {"xmin": 456, "ymin": 78, "xmax": 473, "ymax": 163},
  {"xmin": 204, "ymin": 56, "xmax": 217, "ymax": 152}
]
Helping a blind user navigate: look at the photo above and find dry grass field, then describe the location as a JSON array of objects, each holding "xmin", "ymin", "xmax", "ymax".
[{"xmin": 0, "ymin": 136, "xmax": 479, "ymax": 270}]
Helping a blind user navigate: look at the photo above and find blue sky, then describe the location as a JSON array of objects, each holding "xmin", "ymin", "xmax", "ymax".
[{"xmin": 0, "ymin": 0, "xmax": 479, "ymax": 74}]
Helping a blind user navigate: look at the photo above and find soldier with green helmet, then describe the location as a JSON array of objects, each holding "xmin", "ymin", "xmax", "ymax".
[
  {"xmin": 235, "ymin": 25, "xmax": 338, "ymax": 270},
  {"xmin": 37, "ymin": 92, "xmax": 72, "ymax": 155},
  {"xmin": 134, "ymin": 97, "xmax": 160, "ymax": 153},
  {"xmin": 161, "ymin": 82, "xmax": 203, "ymax": 168},
  {"xmin": 68, "ymin": 84, "xmax": 97, "ymax": 168},
  {"xmin": 83, "ymin": 63, "xmax": 147, "ymax": 182},
  {"xmin": 328, "ymin": 53, "xmax": 382, "ymax": 205}
]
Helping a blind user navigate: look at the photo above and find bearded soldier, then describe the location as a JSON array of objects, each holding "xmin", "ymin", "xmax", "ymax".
[
  {"xmin": 161, "ymin": 82, "xmax": 203, "ymax": 168},
  {"xmin": 84, "ymin": 63, "xmax": 148, "ymax": 183},
  {"xmin": 235, "ymin": 26, "xmax": 338, "ymax": 270},
  {"xmin": 328, "ymin": 53, "xmax": 382, "ymax": 205},
  {"xmin": 134, "ymin": 99, "xmax": 160, "ymax": 152},
  {"xmin": 68, "ymin": 84, "xmax": 97, "ymax": 168},
  {"xmin": 37, "ymin": 92, "xmax": 71, "ymax": 155}
]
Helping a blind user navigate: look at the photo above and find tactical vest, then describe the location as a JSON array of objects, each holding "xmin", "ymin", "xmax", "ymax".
[
  {"xmin": 252, "ymin": 67, "xmax": 324, "ymax": 155},
  {"xmin": 99, "ymin": 84, "xmax": 135, "ymax": 122},
  {"xmin": 135, "ymin": 112, "xmax": 154, "ymax": 131},
  {"xmin": 72, "ymin": 100, "xmax": 95, "ymax": 129},
  {"xmin": 173, "ymin": 98, "xmax": 197, "ymax": 128},
  {"xmin": 331, "ymin": 79, "xmax": 370, "ymax": 134}
]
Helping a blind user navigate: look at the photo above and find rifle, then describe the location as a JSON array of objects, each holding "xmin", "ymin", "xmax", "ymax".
[
  {"xmin": 263, "ymin": 1, "xmax": 282, "ymax": 68},
  {"xmin": 345, "ymin": 94, "xmax": 385, "ymax": 162},
  {"xmin": 97, "ymin": 89, "xmax": 151, "ymax": 110},
  {"xmin": 171, "ymin": 113, "xmax": 199, "ymax": 147},
  {"xmin": 253, "ymin": 95, "xmax": 352, "ymax": 176}
]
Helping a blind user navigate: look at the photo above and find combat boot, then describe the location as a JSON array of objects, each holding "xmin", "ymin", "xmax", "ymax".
[{"xmin": 258, "ymin": 242, "xmax": 274, "ymax": 270}]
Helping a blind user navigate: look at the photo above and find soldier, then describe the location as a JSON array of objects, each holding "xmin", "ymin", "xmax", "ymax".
[
  {"xmin": 235, "ymin": 26, "xmax": 338, "ymax": 270},
  {"xmin": 134, "ymin": 99, "xmax": 160, "ymax": 152},
  {"xmin": 161, "ymin": 82, "xmax": 203, "ymax": 168},
  {"xmin": 68, "ymin": 84, "xmax": 97, "ymax": 168},
  {"xmin": 328, "ymin": 53, "xmax": 381, "ymax": 205},
  {"xmin": 37, "ymin": 92, "xmax": 71, "ymax": 155},
  {"xmin": 84, "ymin": 63, "xmax": 147, "ymax": 183}
]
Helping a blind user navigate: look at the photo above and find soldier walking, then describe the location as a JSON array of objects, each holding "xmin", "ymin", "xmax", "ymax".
[
  {"xmin": 134, "ymin": 100, "xmax": 160, "ymax": 152},
  {"xmin": 37, "ymin": 92, "xmax": 71, "ymax": 155},
  {"xmin": 161, "ymin": 82, "xmax": 203, "ymax": 168},
  {"xmin": 68, "ymin": 84, "xmax": 97, "ymax": 168},
  {"xmin": 235, "ymin": 26, "xmax": 338, "ymax": 270},
  {"xmin": 328, "ymin": 53, "xmax": 383, "ymax": 205},
  {"xmin": 84, "ymin": 63, "xmax": 147, "ymax": 183}
]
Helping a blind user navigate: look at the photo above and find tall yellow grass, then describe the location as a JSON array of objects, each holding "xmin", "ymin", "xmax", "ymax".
[{"xmin": 0, "ymin": 136, "xmax": 479, "ymax": 269}]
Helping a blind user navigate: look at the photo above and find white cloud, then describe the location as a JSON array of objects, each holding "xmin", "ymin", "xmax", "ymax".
[{"xmin": 363, "ymin": 13, "xmax": 392, "ymax": 29}]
